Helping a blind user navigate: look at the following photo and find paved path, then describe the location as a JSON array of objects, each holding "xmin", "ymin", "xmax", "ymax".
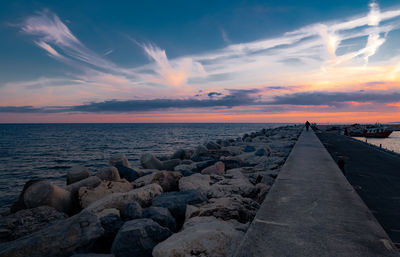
[
  {"xmin": 317, "ymin": 131, "xmax": 400, "ymax": 245},
  {"xmin": 235, "ymin": 129, "xmax": 398, "ymax": 257}
]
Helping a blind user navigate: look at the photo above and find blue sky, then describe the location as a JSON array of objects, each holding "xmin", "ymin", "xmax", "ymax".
[{"xmin": 1, "ymin": 0, "xmax": 400, "ymax": 122}]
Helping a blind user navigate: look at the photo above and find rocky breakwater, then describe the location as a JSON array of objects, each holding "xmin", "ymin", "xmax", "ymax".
[{"xmin": 0, "ymin": 125, "xmax": 301, "ymax": 257}]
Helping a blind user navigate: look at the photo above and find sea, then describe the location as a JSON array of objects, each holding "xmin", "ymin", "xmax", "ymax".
[
  {"xmin": 0, "ymin": 123, "xmax": 291, "ymax": 213},
  {"xmin": 353, "ymin": 131, "xmax": 400, "ymax": 154}
]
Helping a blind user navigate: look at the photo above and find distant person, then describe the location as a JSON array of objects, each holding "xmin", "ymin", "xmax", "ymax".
[{"xmin": 305, "ymin": 121, "xmax": 311, "ymax": 131}]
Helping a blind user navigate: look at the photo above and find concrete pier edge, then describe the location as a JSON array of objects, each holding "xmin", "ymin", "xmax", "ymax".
[{"xmin": 234, "ymin": 128, "xmax": 399, "ymax": 257}]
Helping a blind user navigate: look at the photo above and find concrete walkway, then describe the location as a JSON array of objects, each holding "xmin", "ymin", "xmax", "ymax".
[{"xmin": 234, "ymin": 129, "xmax": 399, "ymax": 257}]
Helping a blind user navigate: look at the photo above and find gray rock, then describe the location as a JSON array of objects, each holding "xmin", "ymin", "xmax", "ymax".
[
  {"xmin": 123, "ymin": 201, "xmax": 143, "ymax": 220},
  {"xmin": 86, "ymin": 184, "xmax": 163, "ymax": 214},
  {"xmin": 67, "ymin": 165, "xmax": 90, "ymax": 185},
  {"xmin": 143, "ymin": 206, "xmax": 177, "ymax": 232},
  {"xmin": 178, "ymin": 173, "xmax": 211, "ymax": 193},
  {"xmin": 171, "ymin": 149, "xmax": 190, "ymax": 160},
  {"xmin": 152, "ymin": 190, "xmax": 208, "ymax": 222},
  {"xmin": 150, "ymin": 171, "xmax": 183, "ymax": 192},
  {"xmin": 10, "ymin": 179, "xmax": 43, "ymax": 213},
  {"xmin": 186, "ymin": 195, "xmax": 259, "ymax": 223},
  {"xmin": 153, "ymin": 216, "xmax": 243, "ymax": 257},
  {"xmin": 109, "ymin": 153, "xmax": 130, "ymax": 168},
  {"xmin": 67, "ymin": 176, "xmax": 102, "ymax": 198},
  {"xmin": 92, "ymin": 213, "xmax": 124, "ymax": 253},
  {"xmin": 208, "ymin": 168, "xmax": 256, "ymax": 198},
  {"xmin": 0, "ymin": 206, "xmax": 67, "ymax": 242},
  {"xmin": 140, "ymin": 153, "xmax": 163, "ymax": 170},
  {"xmin": 71, "ymin": 254, "xmax": 114, "ymax": 257},
  {"xmin": 79, "ymin": 180, "xmax": 132, "ymax": 208},
  {"xmin": 96, "ymin": 166, "xmax": 120, "ymax": 181},
  {"xmin": 174, "ymin": 163, "xmax": 197, "ymax": 172},
  {"xmin": 243, "ymin": 145, "xmax": 256, "ymax": 152},
  {"xmin": 111, "ymin": 218, "xmax": 171, "ymax": 257},
  {"xmin": 23, "ymin": 180, "xmax": 72, "ymax": 214},
  {"xmin": 205, "ymin": 141, "xmax": 221, "ymax": 150},
  {"xmin": 114, "ymin": 165, "xmax": 139, "ymax": 182},
  {"xmin": 161, "ymin": 159, "xmax": 181, "ymax": 170},
  {"xmin": 196, "ymin": 159, "xmax": 218, "ymax": 171},
  {"xmin": 0, "ymin": 211, "xmax": 103, "ymax": 257},
  {"xmin": 201, "ymin": 161, "xmax": 225, "ymax": 175}
]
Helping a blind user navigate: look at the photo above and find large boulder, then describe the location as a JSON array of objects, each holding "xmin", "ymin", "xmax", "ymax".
[
  {"xmin": 79, "ymin": 180, "xmax": 133, "ymax": 208},
  {"xmin": 152, "ymin": 190, "xmax": 208, "ymax": 223},
  {"xmin": 178, "ymin": 173, "xmax": 211, "ymax": 193},
  {"xmin": 131, "ymin": 171, "xmax": 157, "ymax": 188},
  {"xmin": 67, "ymin": 165, "xmax": 90, "ymax": 185},
  {"xmin": 123, "ymin": 201, "xmax": 143, "ymax": 220},
  {"xmin": 150, "ymin": 171, "xmax": 183, "ymax": 192},
  {"xmin": 109, "ymin": 153, "xmax": 130, "ymax": 168},
  {"xmin": 152, "ymin": 216, "xmax": 243, "ymax": 257},
  {"xmin": 92, "ymin": 212, "xmax": 124, "ymax": 253},
  {"xmin": 204, "ymin": 141, "xmax": 221, "ymax": 150},
  {"xmin": 86, "ymin": 184, "xmax": 163, "ymax": 214},
  {"xmin": 201, "ymin": 161, "xmax": 225, "ymax": 176},
  {"xmin": 23, "ymin": 180, "xmax": 72, "ymax": 214},
  {"xmin": 0, "ymin": 211, "xmax": 103, "ymax": 257},
  {"xmin": 171, "ymin": 149, "xmax": 190, "ymax": 160},
  {"xmin": 161, "ymin": 159, "xmax": 181, "ymax": 170},
  {"xmin": 143, "ymin": 206, "xmax": 177, "ymax": 232},
  {"xmin": 114, "ymin": 165, "xmax": 139, "ymax": 182},
  {"xmin": 10, "ymin": 179, "xmax": 43, "ymax": 213},
  {"xmin": 96, "ymin": 166, "xmax": 120, "ymax": 181},
  {"xmin": 208, "ymin": 168, "xmax": 256, "ymax": 198},
  {"xmin": 111, "ymin": 218, "xmax": 172, "ymax": 257},
  {"xmin": 174, "ymin": 163, "xmax": 197, "ymax": 173},
  {"xmin": 186, "ymin": 195, "xmax": 259, "ymax": 223},
  {"xmin": 0, "ymin": 206, "xmax": 67, "ymax": 242},
  {"xmin": 67, "ymin": 176, "xmax": 102, "ymax": 198},
  {"xmin": 140, "ymin": 153, "xmax": 163, "ymax": 170}
]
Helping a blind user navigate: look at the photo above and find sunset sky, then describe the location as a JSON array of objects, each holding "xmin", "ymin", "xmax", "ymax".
[{"xmin": 1, "ymin": 0, "xmax": 400, "ymax": 123}]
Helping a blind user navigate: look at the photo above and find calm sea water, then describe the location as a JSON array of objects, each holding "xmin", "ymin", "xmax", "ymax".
[
  {"xmin": 0, "ymin": 123, "xmax": 291, "ymax": 213},
  {"xmin": 353, "ymin": 131, "xmax": 400, "ymax": 154}
]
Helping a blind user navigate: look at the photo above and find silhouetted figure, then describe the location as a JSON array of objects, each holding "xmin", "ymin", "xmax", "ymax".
[{"xmin": 305, "ymin": 121, "xmax": 311, "ymax": 131}]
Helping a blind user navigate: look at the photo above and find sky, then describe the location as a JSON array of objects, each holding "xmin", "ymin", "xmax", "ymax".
[{"xmin": 1, "ymin": 0, "xmax": 400, "ymax": 123}]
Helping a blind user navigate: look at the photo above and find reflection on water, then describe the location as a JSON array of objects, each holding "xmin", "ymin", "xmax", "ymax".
[{"xmin": 353, "ymin": 131, "xmax": 400, "ymax": 154}]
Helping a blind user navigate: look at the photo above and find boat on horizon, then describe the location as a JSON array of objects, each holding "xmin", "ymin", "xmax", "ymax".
[{"xmin": 344, "ymin": 124, "xmax": 393, "ymax": 138}]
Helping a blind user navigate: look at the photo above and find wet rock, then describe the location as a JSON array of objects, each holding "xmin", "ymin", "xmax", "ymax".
[
  {"xmin": 186, "ymin": 195, "xmax": 259, "ymax": 223},
  {"xmin": 178, "ymin": 173, "xmax": 211, "ymax": 193},
  {"xmin": 150, "ymin": 171, "xmax": 183, "ymax": 192},
  {"xmin": 86, "ymin": 184, "xmax": 163, "ymax": 214},
  {"xmin": 10, "ymin": 179, "xmax": 43, "ymax": 213},
  {"xmin": 23, "ymin": 180, "xmax": 72, "ymax": 214},
  {"xmin": 0, "ymin": 206, "xmax": 67, "ymax": 242},
  {"xmin": 109, "ymin": 153, "xmax": 130, "ymax": 168},
  {"xmin": 140, "ymin": 153, "xmax": 163, "ymax": 170},
  {"xmin": 114, "ymin": 165, "xmax": 139, "ymax": 182},
  {"xmin": 79, "ymin": 180, "xmax": 133, "ymax": 208},
  {"xmin": 143, "ymin": 206, "xmax": 177, "ymax": 232},
  {"xmin": 96, "ymin": 166, "xmax": 120, "ymax": 181},
  {"xmin": 111, "ymin": 218, "xmax": 171, "ymax": 257},
  {"xmin": 0, "ymin": 211, "xmax": 103, "ymax": 257},
  {"xmin": 161, "ymin": 158, "xmax": 181, "ymax": 170},
  {"xmin": 152, "ymin": 190, "xmax": 207, "ymax": 223},
  {"xmin": 201, "ymin": 161, "xmax": 225, "ymax": 175},
  {"xmin": 67, "ymin": 165, "xmax": 90, "ymax": 185},
  {"xmin": 123, "ymin": 201, "xmax": 143, "ymax": 220},
  {"xmin": 152, "ymin": 216, "xmax": 243, "ymax": 257}
]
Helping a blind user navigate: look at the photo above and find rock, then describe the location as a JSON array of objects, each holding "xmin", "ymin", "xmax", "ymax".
[
  {"xmin": 150, "ymin": 171, "xmax": 183, "ymax": 192},
  {"xmin": 161, "ymin": 159, "xmax": 181, "ymax": 170},
  {"xmin": 93, "ymin": 213, "xmax": 124, "ymax": 253},
  {"xmin": 96, "ymin": 166, "xmax": 120, "ymax": 181},
  {"xmin": 123, "ymin": 201, "xmax": 143, "ymax": 220},
  {"xmin": 182, "ymin": 216, "xmax": 250, "ymax": 232},
  {"xmin": 86, "ymin": 184, "xmax": 163, "ymax": 214},
  {"xmin": 208, "ymin": 169, "xmax": 256, "ymax": 198},
  {"xmin": 131, "ymin": 172, "xmax": 157, "ymax": 188},
  {"xmin": 255, "ymin": 183, "xmax": 271, "ymax": 203},
  {"xmin": 114, "ymin": 165, "xmax": 139, "ymax": 182},
  {"xmin": 143, "ymin": 206, "xmax": 177, "ymax": 232},
  {"xmin": 23, "ymin": 180, "xmax": 72, "ymax": 214},
  {"xmin": 205, "ymin": 141, "xmax": 221, "ymax": 150},
  {"xmin": 140, "ymin": 153, "xmax": 163, "ymax": 170},
  {"xmin": 178, "ymin": 170, "xmax": 196, "ymax": 177},
  {"xmin": 196, "ymin": 159, "xmax": 218, "ymax": 171},
  {"xmin": 174, "ymin": 163, "xmax": 197, "ymax": 172},
  {"xmin": 171, "ymin": 149, "xmax": 190, "ymax": 160},
  {"xmin": 220, "ymin": 155, "xmax": 247, "ymax": 169},
  {"xmin": 79, "ymin": 180, "xmax": 133, "ymax": 208},
  {"xmin": 201, "ymin": 161, "xmax": 225, "ymax": 175},
  {"xmin": 10, "ymin": 179, "xmax": 43, "ymax": 213},
  {"xmin": 109, "ymin": 153, "xmax": 130, "ymax": 168},
  {"xmin": 221, "ymin": 146, "xmax": 243, "ymax": 156},
  {"xmin": 67, "ymin": 176, "xmax": 102, "ymax": 197},
  {"xmin": 243, "ymin": 145, "xmax": 256, "ymax": 152},
  {"xmin": 95, "ymin": 208, "xmax": 120, "ymax": 219},
  {"xmin": 71, "ymin": 254, "xmax": 115, "ymax": 257},
  {"xmin": 178, "ymin": 173, "xmax": 211, "ymax": 193},
  {"xmin": 186, "ymin": 195, "xmax": 259, "ymax": 223},
  {"xmin": 152, "ymin": 190, "xmax": 208, "ymax": 223},
  {"xmin": 194, "ymin": 145, "xmax": 208, "ymax": 155},
  {"xmin": 0, "ymin": 211, "xmax": 103, "ymax": 257},
  {"xmin": 254, "ymin": 146, "xmax": 271, "ymax": 156},
  {"xmin": 111, "ymin": 218, "xmax": 171, "ymax": 257},
  {"xmin": 152, "ymin": 216, "xmax": 243, "ymax": 257},
  {"xmin": 0, "ymin": 206, "xmax": 67, "ymax": 242},
  {"xmin": 67, "ymin": 165, "xmax": 90, "ymax": 185}
]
